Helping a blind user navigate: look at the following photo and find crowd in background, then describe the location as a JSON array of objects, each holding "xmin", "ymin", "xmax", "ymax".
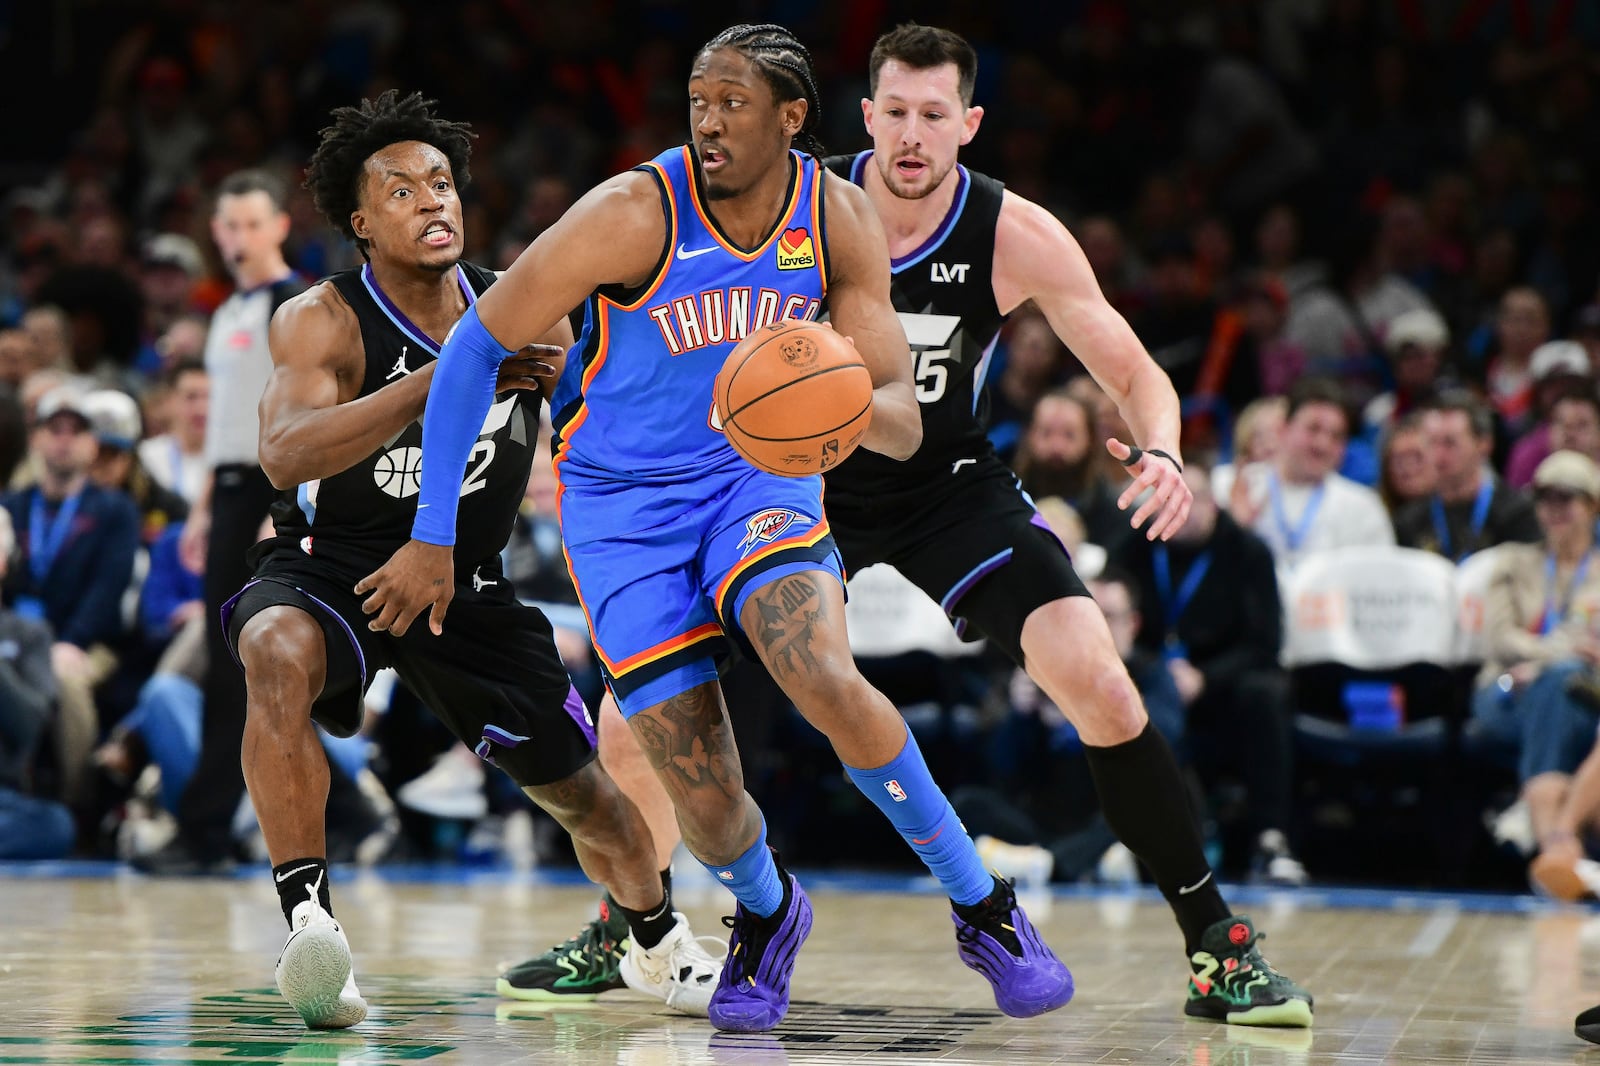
[{"xmin": 6, "ymin": 0, "xmax": 1600, "ymax": 891}]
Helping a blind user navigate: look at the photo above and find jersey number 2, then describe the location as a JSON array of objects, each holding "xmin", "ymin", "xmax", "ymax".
[
  {"xmin": 462, "ymin": 440, "xmax": 496, "ymax": 496},
  {"xmin": 913, "ymin": 349, "xmax": 952, "ymax": 403}
]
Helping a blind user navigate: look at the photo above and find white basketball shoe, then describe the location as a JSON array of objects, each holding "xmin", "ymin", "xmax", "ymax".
[
  {"xmin": 275, "ymin": 876, "xmax": 368, "ymax": 1029},
  {"xmin": 619, "ymin": 912, "xmax": 724, "ymax": 1015}
]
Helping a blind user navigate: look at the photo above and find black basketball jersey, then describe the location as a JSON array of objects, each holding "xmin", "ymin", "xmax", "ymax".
[
  {"xmin": 821, "ymin": 152, "xmax": 1007, "ymax": 499},
  {"xmin": 269, "ymin": 262, "xmax": 538, "ymax": 573}
]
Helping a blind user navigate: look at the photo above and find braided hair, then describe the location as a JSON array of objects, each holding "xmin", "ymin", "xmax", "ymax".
[
  {"xmin": 698, "ymin": 24, "xmax": 825, "ymax": 157},
  {"xmin": 305, "ymin": 90, "xmax": 475, "ymax": 261}
]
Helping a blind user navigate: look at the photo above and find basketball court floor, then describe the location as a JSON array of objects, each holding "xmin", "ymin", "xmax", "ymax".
[{"xmin": 3, "ymin": 861, "xmax": 1599, "ymax": 1064}]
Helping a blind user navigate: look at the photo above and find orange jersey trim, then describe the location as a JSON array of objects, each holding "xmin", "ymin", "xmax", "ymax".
[
  {"xmin": 685, "ymin": 146, "xmax": 804, "ymax": 263},
  {"xmin": 600, "ymin": 622, "xmax": 725, "ymax": 677}
]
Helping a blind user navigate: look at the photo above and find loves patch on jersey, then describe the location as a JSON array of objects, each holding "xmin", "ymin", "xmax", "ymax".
[
  {"xmin": 738, "ymin": 508, "xmax": 802, "ymax": 554},
  {"xmin": 776, "ymin": 227, "xmax": 816, "ymax": 270}
]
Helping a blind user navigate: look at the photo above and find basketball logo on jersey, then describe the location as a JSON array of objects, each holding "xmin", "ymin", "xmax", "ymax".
[
  {"xmin": 776, "ymin": 227, "xmax": 815, "ymax": 270},
  {"xmin": 374, "ymin": 447, "xmax": 424, "ymax": 498},
  {"xmin": 738, "ymin": 508, "xmax": 799, "ymax": 554}
]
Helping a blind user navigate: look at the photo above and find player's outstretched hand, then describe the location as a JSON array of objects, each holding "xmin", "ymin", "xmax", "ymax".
[
  {"xmin": 355, "ymin": 539, "xmax": 456, "ymax": 637},
  {"xmin": 496, "ymin": 343, "xmax": 564, "ymax": 393},
  {"xmin": 1107, "ymin": 438, "xmax": 1192, "ymax": 542}
]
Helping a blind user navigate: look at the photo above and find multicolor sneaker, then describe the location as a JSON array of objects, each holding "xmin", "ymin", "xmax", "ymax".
[
  {"xmin": 497, "ymin": 899, "xmax": 629, "ymax": 1001},
  {"xmin": 951, "ymin": 876, "xmax": 1074, "ymax": 1018},
  {"xmin": 707, "ymin": 872, "xmax": 813, "ymax": 1032},
  {"xmin": 619, "ymin": 912, "xmax": 724, "ymax": 1015},
  {"xmin": 1185, "ymin": 915, "xmax": 1313, "ymax": 1027}
]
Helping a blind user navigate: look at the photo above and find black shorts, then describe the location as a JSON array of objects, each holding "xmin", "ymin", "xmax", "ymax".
[
  {"xmin": 221, "ymin": 541, "xmax": 596, "ymax": 787},
  {"xmin": 828, "ymin": 456, "xmax": 1090, "ymax": 665}
]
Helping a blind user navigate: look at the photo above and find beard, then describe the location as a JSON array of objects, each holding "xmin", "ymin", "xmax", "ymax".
[
  {"xmin": 876, "ymin": 154, "xmax": 957, "ymax": 201},
  {"xmin": 1019, "ymin": 454, "xmax": 1093, "ymax": 502}
]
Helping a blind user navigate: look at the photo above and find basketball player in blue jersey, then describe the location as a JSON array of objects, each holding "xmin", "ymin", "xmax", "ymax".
[
  {"xmin": 226, "ymin": 91, "xmax": 721, "ymax": 1030},
  {"xmin": 357, "ymin": 25, "xmax": 1072, "ymax": 1033},
  {"xmin": 511, "ymin": 24, "xmax": 1314, "ymax": 1029}
]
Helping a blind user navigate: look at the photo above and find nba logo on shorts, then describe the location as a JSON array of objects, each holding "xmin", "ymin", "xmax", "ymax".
[
  {"xmin": 718, "ymin": 871, "xmax": 735, "ymax": 881},
  {"xmin": 738, "ymin": 508, "xmax": 799, "ymax": 554},
  {"xmin": 885, "ymin": 780, "xmax": 907, "ymax": 803}
]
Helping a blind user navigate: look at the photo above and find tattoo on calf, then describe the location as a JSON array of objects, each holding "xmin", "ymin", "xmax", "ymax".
[
  {"xmin": 752, "ymin": 574, "xmax": 825, "ymax": 681},
  {"xmin": 631, "ymin": 687, "xmax": 740, "ymax": 799}
]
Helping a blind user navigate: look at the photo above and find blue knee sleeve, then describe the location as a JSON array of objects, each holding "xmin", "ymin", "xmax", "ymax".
[
  {"xmin": 412, "ymin": 303, "xmax": 515, "ymax": 546},
  {"xmin": 844, "ymin": 725, "xmax": 993, "ymax": 906},
  {"xmin": 700, "ymin": 822, "xmax": 785, "ymax": 918}
]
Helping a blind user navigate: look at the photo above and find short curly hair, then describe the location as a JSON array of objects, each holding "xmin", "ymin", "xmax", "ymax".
[{"xmin": 304, "ymin": 90, "xmax": 474, "ymax": 260}]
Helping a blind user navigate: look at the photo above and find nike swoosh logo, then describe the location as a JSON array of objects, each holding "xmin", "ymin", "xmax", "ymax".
[
  {"xmin": 1176, "ymin": 872, "xmax": 1213, "ymax": 895},
  {"xmin": 912, "ymin": 829, "xmax": 943, "ymax": 846},
  {"xmin": 676, "ymin": 243, "xmax": 717, "ymax": 260},
  {"xmin": 275, "ymin": 862, "xmax": 320, "ymax": 884}
]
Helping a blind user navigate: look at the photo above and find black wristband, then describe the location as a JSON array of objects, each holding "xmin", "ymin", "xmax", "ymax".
[{"xmin": 1118, "ymin": 446, "xmax": 1184, "ymax": 473}]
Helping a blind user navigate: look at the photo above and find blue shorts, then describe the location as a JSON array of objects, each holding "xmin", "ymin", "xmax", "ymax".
[{"xmin": 558, "ymin": 463, "xmax": 844, "ymax": 716}]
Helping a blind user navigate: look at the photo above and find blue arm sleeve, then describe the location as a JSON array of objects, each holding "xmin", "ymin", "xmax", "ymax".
[{"xmin": 411, "ymin": 303, "xmax": 515, "ymax": 546}]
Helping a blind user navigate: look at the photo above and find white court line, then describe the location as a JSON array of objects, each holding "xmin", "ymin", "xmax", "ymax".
[{"xmin": 1404, "ymin": 906, "xmax": 1460, "ymax": 957}]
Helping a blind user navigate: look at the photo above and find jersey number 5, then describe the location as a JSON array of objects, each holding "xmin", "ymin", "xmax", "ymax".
[{"xmin": 912, "ymin": 349, "xmax": 952, "ymax": 403}]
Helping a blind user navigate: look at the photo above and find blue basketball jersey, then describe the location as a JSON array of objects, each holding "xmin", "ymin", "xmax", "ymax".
[{"xmin": 550, "ymin": 146, "xmax": 830, "ymax": 487}]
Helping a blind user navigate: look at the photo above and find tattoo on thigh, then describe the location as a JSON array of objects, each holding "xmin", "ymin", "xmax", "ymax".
[
  {"xmin": 527, "ymin": 766, "xmax": 599, "ymax": 824},
  {"xmin": 751, "ymin": 574, "xmax": 825, "ymax": 681},
  {"xmin": 631, "ymin": 687, "xmax": 740, "ymax": 799}
]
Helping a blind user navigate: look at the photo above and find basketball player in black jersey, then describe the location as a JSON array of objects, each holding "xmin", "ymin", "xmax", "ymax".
[
  {"xmin": 228, "ymin": 91, "xmax": 719, "ymax": 1030},
  {"xmin": 511, "ymin": 25, "xmax": 1313, "ymax": 1028}
]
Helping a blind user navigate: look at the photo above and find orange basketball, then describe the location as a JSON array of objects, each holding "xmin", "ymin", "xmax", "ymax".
[{"xmin": 715, "ymin": 319, "xmax": 874, "ymax": 477}]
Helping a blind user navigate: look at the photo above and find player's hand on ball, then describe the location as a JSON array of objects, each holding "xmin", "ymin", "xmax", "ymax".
[
  {"xmin": 496, "ymin": 343, "xmax": 563, "ymax": 393},
  {"xmin": 355, "ymin": 539, "xmax": 456, "ymax": 636},
  {"xmin": 1107, "ymin": 439, "xmax": 1191, "ymax": 542}
]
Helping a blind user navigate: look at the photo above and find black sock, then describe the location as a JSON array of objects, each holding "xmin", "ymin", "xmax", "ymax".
[
  {"xmin": 659, "ymin": 866, "xmax": 672, "ymax": 896},
  {"xmin": 612, "ymin": 886, "xmax": 676, "ymax": 951},
  {"xmin": 272, "ymin": 857, "xmax": 331, "ymax": 927},
  {"xmin": 1084, "ymin": 723, "xmax": 1229, "ymax": 954}
]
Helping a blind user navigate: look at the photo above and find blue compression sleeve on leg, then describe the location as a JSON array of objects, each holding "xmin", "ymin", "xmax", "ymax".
[
  {"xmin": 411, "ymin": 303, "xmax": 514, "ymax": 546},
  {"xmin": 845, "ymin": 724, "xmax": 994, "ymax": 906},
  {"xmin": 700, "ymin": 821, "xmax": 785, "ymax": 918}
]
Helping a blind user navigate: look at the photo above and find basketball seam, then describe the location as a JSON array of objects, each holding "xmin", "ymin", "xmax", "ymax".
[
  {"xmin": 726, "ymin": 394, "xmax": 873, "ymax": 442},
  {"xmin": 725, "ymin": 362, "xmax": 873, "ymax": 423}
]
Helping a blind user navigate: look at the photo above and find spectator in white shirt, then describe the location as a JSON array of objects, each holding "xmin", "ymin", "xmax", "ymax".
[
  {"xmin": 136, "ymin": 358, "xmax": 208, "ymax": 504},
  {"xmin": 1213, "ymin": 377, "xmax": 1395, "ymax": 568}
]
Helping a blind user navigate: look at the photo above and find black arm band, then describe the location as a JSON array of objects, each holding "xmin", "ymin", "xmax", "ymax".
[{"xmin": 1118, "ymin": 446, "xmax": 1184, "ymax": 473}]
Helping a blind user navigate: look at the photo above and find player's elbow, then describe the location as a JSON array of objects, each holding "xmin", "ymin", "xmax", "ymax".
[
  {"xmin": 874, "ymin": 412, "xmax": 922, "ymax": 461},
  {"xmin": 258, "ymin": 434, "xmax": 306, "ymax": 490}
]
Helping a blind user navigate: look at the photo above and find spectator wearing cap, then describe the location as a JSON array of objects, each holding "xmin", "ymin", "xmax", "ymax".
[
  {"xmin": 1506, "ymin": 341, "xmax": 1594, "ymax": 489},
  {"xmin": 135, "ymin": 234, "xmax": 205, "ymax": 377},
  {"xmin": 1213, "ymin": 377, "xmax": 1395, "ymax": 570},
  {"xmin": 83, "ymin": 388, "xmax": 187, "ymax": 545},
  {"xmin": 0, "ymin": 387, "xmax": 139, "ymax": 810},
  {"xmin": 0, "ymin": 507, "xmax": 74, "ymax": 860},
  {"xmin": 136, "ymin": 359, "xmax": 208, "ymax": 504},
  {"xmin": 1363, "ymin": 307, "xmax": 1454, "ymax": 433},
  {"xmin": 1472, "ymin": 451, "xmax": 1600, "ymax": 860},
  {"xmin": 1395, "ymin": 391, "xmax": 1540, "ymax": 561}
]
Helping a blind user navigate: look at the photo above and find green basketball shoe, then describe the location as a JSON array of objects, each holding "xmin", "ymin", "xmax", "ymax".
[
  {"xmin": 497, "ymin": 899, "xmax": 630, "ymax": 1001},
  {"xmin": 1184, "ymin": 915, "xmax": 1313, "ymax": 1027}
]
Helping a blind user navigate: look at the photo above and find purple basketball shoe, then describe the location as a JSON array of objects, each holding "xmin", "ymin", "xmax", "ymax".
[
  {"xmin": 951, "ymin": 877, "xmax": 1073, "ymax": 1017},
  {"xmin": 707, "ymin": 872, "xmax": 813, "ymax": 1032}
]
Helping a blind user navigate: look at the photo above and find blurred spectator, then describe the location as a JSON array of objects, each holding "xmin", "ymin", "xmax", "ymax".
[
  {"xmin": 1395, "ymin": 392, "xmax": 1540, "ymax": 561},
  {"xmin": 1505, "ymin": 341, "xmax": 1594, "ymax": 489},
  {"xmin": 1012, "ymin": 389, "xmax": 1126, "ymax": 550},
  {"xmin": 1472, "ymin": 452, "xmax": 1600, "ymax": 856},
  {"xmin": 1549, "ymin": 389, "xmax": 1600, "ymax": 470},
  {"xmin": 1225, "ymin": 396, "xmax": 1289, "ymax": 472},
  {"xmin": 135, "ymin": 235, "xmax": 204, "ymax": 375},
  {"xmin": 136, "ymin": 359, "xmax": 208, "ymax": 504},
  {"xmin": 987, "ymin": 310, "xmax": 1066, "ymax": 461},
  {"xmin": 0, "ymin": 387, "xmax": 25, "ymax": 488},
  {"xmin": 20, "ymin": 306, "xmax": 71, "ymax": 374},
  {"xmin": 0, "ymin": 508, "xmax": 73, "ymax": 859},
  {"xmin": 31, "ymin": 266, "xmax": 145, "ymax": 394},
  {"xmin": 1113, "ymin": 464, "xmax": 1304, "ymax": 884},
  {"xmin": 1214, "ymin": 378, "xmax": 1394, "ymax": 569},
  {"xmin": 1, "ymin": 386, "xmax": 139, "ymax": 810},
  {"xmin": 1237, "ymin": 273, "xmax": 1303, "ymax": 397},
  {"xmin": 83, "ymin": 388, "xmax": 187, "ymax": 545},
  {"xmin": 1378, "ymin": 412, "xmax": 1436, "ymax": 516},
  {"xmin": 1484, "ymin": 286, "xmax": 1553, "ymax": 437},
  {"xmin": 1572, "ymin": 303, "xmax": 1600, "ymax": 371},
  {"xmin": 0, "ymin": 329, "xmax": 40, "ymax": 389},
  {"xmin": 1363, "ymin": 307, "xmax": 1453, "ymax": 433}
]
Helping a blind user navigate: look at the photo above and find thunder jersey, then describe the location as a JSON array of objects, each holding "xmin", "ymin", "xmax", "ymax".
[
  {"xmin": 550, "ymin": 146, "xmax": 830, "ymax": 490},
  {"xmin": 270, "ymin": 262, "xmax": 539, "ymax": 572},
  {"xmin": 822, "ymin": 152, "xmax": 1006, "ymax": 499}
]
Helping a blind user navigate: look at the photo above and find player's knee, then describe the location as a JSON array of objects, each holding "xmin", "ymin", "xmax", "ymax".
[
  {"xmin": 782, "ymin": 659, "xmax": 873, "ymax": 723},
  {"xmin": 239, "ymin": 609, "xmax": 326, "ymax": 705}
]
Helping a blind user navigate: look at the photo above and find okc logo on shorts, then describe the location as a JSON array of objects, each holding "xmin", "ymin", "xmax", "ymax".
[
  {"xmin": 738, "ymin": 508, "xmax": 799, "ymax": 554},
  {"xmin": 885, "ymin": 780, "xmax": 907, "ymax": 803}
]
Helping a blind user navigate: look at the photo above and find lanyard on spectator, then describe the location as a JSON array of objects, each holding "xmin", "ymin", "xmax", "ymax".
[
  {"xmin": 29, "ymin": 487, "xmax": 82, "ymax": 584},
  {"xmin": 1152, "ymin": 544, "xmax": 1212, "ymax": 661},
  {"xmin": 1538, "ymin": 549, "xmax": 1595, "ymax": 636},
  {"xmin": 1268, "ymin": 472, "xmax": 1324, "ymax": 552},
  {"xmin": 1431, "ymin": 480, "xmax": 1493, "ymax": 563}
]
